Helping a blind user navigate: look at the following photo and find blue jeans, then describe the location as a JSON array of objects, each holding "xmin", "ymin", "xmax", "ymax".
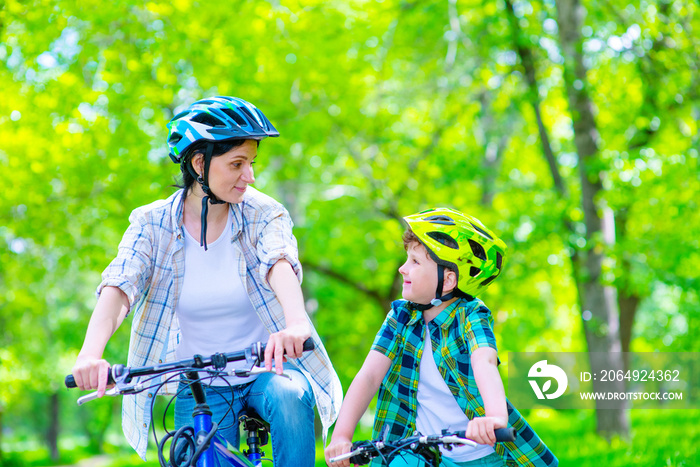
[{"xmin": 174, "ymin": 365, "xmax": 316, "ymax": 467}]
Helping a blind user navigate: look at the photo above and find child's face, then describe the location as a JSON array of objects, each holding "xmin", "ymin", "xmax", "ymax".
[{"xmin": 398, "ymin": 242, "xmax": 438, "ymax": 305}]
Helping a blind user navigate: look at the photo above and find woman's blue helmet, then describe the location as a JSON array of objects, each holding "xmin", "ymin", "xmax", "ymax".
[
  {"xmin": 166, "ymin": 97, "xmax": 279, "ymax": 251},
  {"xmin": 166, "ymin": 96, "xmax": 279, "ymax": 163}
]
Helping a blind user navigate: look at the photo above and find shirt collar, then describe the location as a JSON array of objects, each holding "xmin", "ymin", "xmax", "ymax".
[
  {"xmin": 229, "ymin": 201, "xmax": 244, "ymax": 239},
  {"xmin": 171, "ymin": 189, "xmax": 186, "ymax": 231},
  {"xmin": 432, "ymin": 299, "xmax": 462, "ymax": 328},
  {"xmin": 406, "ymin": 298, "xmax": 465, "ymax": 328},
  {"xmin": 407, "ymin": 304, "xmax": 423, "ymax": 326},
  {"xmin": 171, "ymin": 189, "xmax": 245, "ymax": 239}
]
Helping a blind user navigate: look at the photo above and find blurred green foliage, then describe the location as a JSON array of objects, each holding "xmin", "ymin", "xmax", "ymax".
[{"xmin": 1, "ymin": 0, "xmax": 698, "ymax": 464}]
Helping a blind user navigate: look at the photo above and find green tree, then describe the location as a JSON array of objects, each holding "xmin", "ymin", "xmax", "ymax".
[{"xmin": 1, "ymin": 0, "xmax": 697, "ymax": 460}]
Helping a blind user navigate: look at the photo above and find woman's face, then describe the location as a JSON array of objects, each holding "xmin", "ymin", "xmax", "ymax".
[{"xmin": 193, "ymin": 139, "xmax": 257, "ymax": 204}]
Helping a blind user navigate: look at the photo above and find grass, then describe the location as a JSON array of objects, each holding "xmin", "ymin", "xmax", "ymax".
[
  {"xmin": 3, "ymin": 409, "xmax": 698, "ymax": 466},
  {"xmin": 522, "ymin": 409, "xmax": 699, "ymax": 466},
  {"xmin": 0, "ymin": 444, "xmax": 95, "ymax": 467}
]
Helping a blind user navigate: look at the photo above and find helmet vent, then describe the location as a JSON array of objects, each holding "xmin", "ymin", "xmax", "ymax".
[
  {"xmin": 191, "ymin": 113, "xmax": 226, "ymax": 128},
  {"xmin": 468, "ymin": 240, "xmax": 487, "ymax": 261},
  {"xmin": 237, "ymin": 106, "xmax": 259, "ymax": 126},
  {"xmin": 424, "ymin": 215, "xmax": 456, "ymax": 226},
  {"xmin": 173, "ymin": 111, "xmax": 189, "ymax": 121},
  {"xmin": 470, "ymin": 266, "xmax": 481, "ymax": 277},
  {"xmin": 221, "ymin": 108, "xmax": 248, "ymax": 127},
  {"xmin": 481, "ymin": 275, "xmax": 497, "ymax": 286},
  {"xmin": 470, "ymin": 222, "xmax": 493, "ymax": 240},
  {"xmin": 496, "ymin": 252, "xmax": 503, "ymax": 269},
  {"xmin": 168, "ymin": 133, "xmax": 182, "ymax": 145},
  {"xmin": 426, "ymin": 231, "xmax": 458, "ymax": 249}
]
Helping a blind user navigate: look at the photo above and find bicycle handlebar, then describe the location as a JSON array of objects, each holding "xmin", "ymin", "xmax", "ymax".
[
  {"xmin": 330, "ymin": 427, "xmax": 516, "ymax": 465},
  {"xmin": 65, "ymin": 337, "xmax": 315, "ymax": 389},
  {"xmin": 452, "ymin": 427, "xmax": 515, "ymax": 442}
]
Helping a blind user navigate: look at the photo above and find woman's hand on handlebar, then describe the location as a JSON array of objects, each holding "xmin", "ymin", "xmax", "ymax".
[
  {"xmin": 264, "ymin": 321, "xmax": 311, "ymax": 374},
  {"xmin": 70, "ymin": 355, "xmax": 113, "ymax": 397}
]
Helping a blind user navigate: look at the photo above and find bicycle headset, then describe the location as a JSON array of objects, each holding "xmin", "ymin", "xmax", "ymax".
[
  {"xmin": 166, "ymin": 96, "xmax": 279, "ymax": 250},
  {"xmin": 403, "ymin": 208, "xmax": 507, "ymax": 309}
]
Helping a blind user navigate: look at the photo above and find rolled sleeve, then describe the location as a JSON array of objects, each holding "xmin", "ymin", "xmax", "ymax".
[
  {"xmin": 256, "ymin": 209, "xmax": 302, "ymax": 291},
  {"xmin": 464, "ymin": 305, "xmax": 498, "ymax": 354},
  {"xmin": 371, "ymin": 304, "xmax": 403, "ymax": 360},
  {"xmin": 97, "ymin": 211, "xmax": 154, "ymax": 313}
]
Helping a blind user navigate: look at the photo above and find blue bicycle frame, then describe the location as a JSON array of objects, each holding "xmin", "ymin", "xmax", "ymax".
[
  {"xmin": 192, "ymin": 412, "xmax": 254, "ymax": 467},
  {"xmin": 184, "ymin": 370, "xmax": 263, "ymax": 467}
]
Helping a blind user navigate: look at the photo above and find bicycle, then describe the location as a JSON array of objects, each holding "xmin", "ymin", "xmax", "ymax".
[
  {"xmin": 66, "ymin": 338, "xmax": 315, "ymax": 467},
  {"xmin": 328, "ymin": 426, "xmax": 516, "ymax": 467}
]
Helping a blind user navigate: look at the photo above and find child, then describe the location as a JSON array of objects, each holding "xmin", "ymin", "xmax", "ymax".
[{"xmin": 325, "ymin": 208, "xmax": 557, "ymax": 466}]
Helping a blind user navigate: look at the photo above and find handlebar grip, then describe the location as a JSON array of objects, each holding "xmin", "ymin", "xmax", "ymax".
[
  {"xmin": 260, "ymin": 337, "xmax": 315, "ymax": 359},
  {"xmin": 494, "ymin": 427, "xmax": 516, "ymax": 442},
  {"xmin": 65, "ymin": 375, "xmax": 77, "ymax": 388},
  {"xmin": 65, "ymin": 369, "xmax": 116, "ymax": 389},
  {"xmin": 302, "ymin": 337, "xmax": 315, "ymax": 352}
]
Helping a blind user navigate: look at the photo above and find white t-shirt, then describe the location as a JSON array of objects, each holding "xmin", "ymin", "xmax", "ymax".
[
  {"xmin": 175, "ymin": 209, "xmax": 269, "ymax": 385},
  {"xmin": 416, "ymin": 325, "xmax": 495, "ymax": 462}
]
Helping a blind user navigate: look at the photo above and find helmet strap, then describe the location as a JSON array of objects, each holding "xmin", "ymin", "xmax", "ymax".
[
  {"xmin": 194, "ymin": 143, "xmax": 226, "ymax": 251},
  {"xmin": 434, "ymin": 265, "xmax": 445, "ymax": 304}
]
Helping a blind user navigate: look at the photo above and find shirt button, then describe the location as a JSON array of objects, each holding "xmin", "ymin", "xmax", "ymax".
[
  {"xmin": 143, "ymin": 423, "xmax": 147, "ymax": 428},
  {"xmin": 159, "ymin": 359, "xmax": 163, "ymax": 363},
  {"xmin": 147, "ymin": 393, "xmax": 153, "ymax": 398}
]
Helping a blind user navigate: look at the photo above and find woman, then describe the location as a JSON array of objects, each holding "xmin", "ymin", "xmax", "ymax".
[{"xmin": 71, "ymin": 96, "xmax": 342, "ymax": 466}]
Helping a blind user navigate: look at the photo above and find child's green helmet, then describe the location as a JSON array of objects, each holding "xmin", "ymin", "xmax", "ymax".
[{"xmin": 403, "ymin": 207, "xmax": 507, "ymax": 297}]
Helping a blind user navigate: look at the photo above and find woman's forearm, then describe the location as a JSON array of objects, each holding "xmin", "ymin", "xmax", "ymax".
[
  {"xmin": 78, "ymin": 286, "xmax": 130, "ymax": 359},
  {"xmin": 267, "ymin": 259, "xmax": 310, "ymax": 329},
  {"xmin": 265, "ymin": 259, "xmax": 312, "ymax": 371}
]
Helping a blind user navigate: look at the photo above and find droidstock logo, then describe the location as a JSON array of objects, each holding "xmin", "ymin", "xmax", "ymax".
[{"xmin": 528, "ymin": 360, "xmax": 568, "ymax": 400}]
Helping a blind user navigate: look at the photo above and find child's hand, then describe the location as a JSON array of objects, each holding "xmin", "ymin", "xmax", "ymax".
[
  {"xmin": 325, "ymin": 436, "xmax": 353, "ymax": 467},
  {"xmin": 466, "ymin": 416, "xmax": 508, "ymax": 446}
]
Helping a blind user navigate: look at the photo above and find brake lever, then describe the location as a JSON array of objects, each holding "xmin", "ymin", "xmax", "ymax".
[
  {"xmin": 232, "ymin": 364, "xmax": 292, "ymax": 380},
  {"xmin": 76, "ymin": 379, "xmax": 147, "ymax": 406},
  {"xmin": 77, "ymin": 386, "xmax": 121, "ymax": 405},
  {"xmin": 439, "ymin": 435, "xmax": 477, "ymax": 448}
]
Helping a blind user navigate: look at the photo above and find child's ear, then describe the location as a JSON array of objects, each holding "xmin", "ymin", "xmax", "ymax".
[{"xmin": 443, "ymin": 269, "xmax": 458, "ymax": 294}]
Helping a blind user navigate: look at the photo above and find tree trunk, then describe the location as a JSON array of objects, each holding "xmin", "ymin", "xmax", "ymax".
[
  {"xmin": 618, "ymin": 291, "xmax": 640, "ymax": 365},
  {"xmin": 477, "ymin": 89, "xmax": 509, "ymax": 207},
  {"xmin": 46, "ymin": 392, "xmax": 60, "ymax": 461},
  {"xmin": 614, "ymin": 207, "xmax": 642, "ymax": 371},
  {"xmin": 556, "ymin": 0, "xmax": 630, "ymax": 438},
  {"xmin": 504, "ymin": 0, "xmax": 566, "ymax": 198}
]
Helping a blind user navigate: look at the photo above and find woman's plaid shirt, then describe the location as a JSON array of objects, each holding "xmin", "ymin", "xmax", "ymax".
[
  {"xmin": 98, "ymin": 188, "xmax": 342, "ymax": 459},
  {"xmin": 370, "ymin": 298, "xmax": 558, "ymax": 466}
]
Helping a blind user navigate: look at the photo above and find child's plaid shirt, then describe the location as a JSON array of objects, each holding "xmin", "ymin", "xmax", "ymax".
[{"xmin": 371, "ymin": 297, "xmax": 558, "ymax": 467}]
